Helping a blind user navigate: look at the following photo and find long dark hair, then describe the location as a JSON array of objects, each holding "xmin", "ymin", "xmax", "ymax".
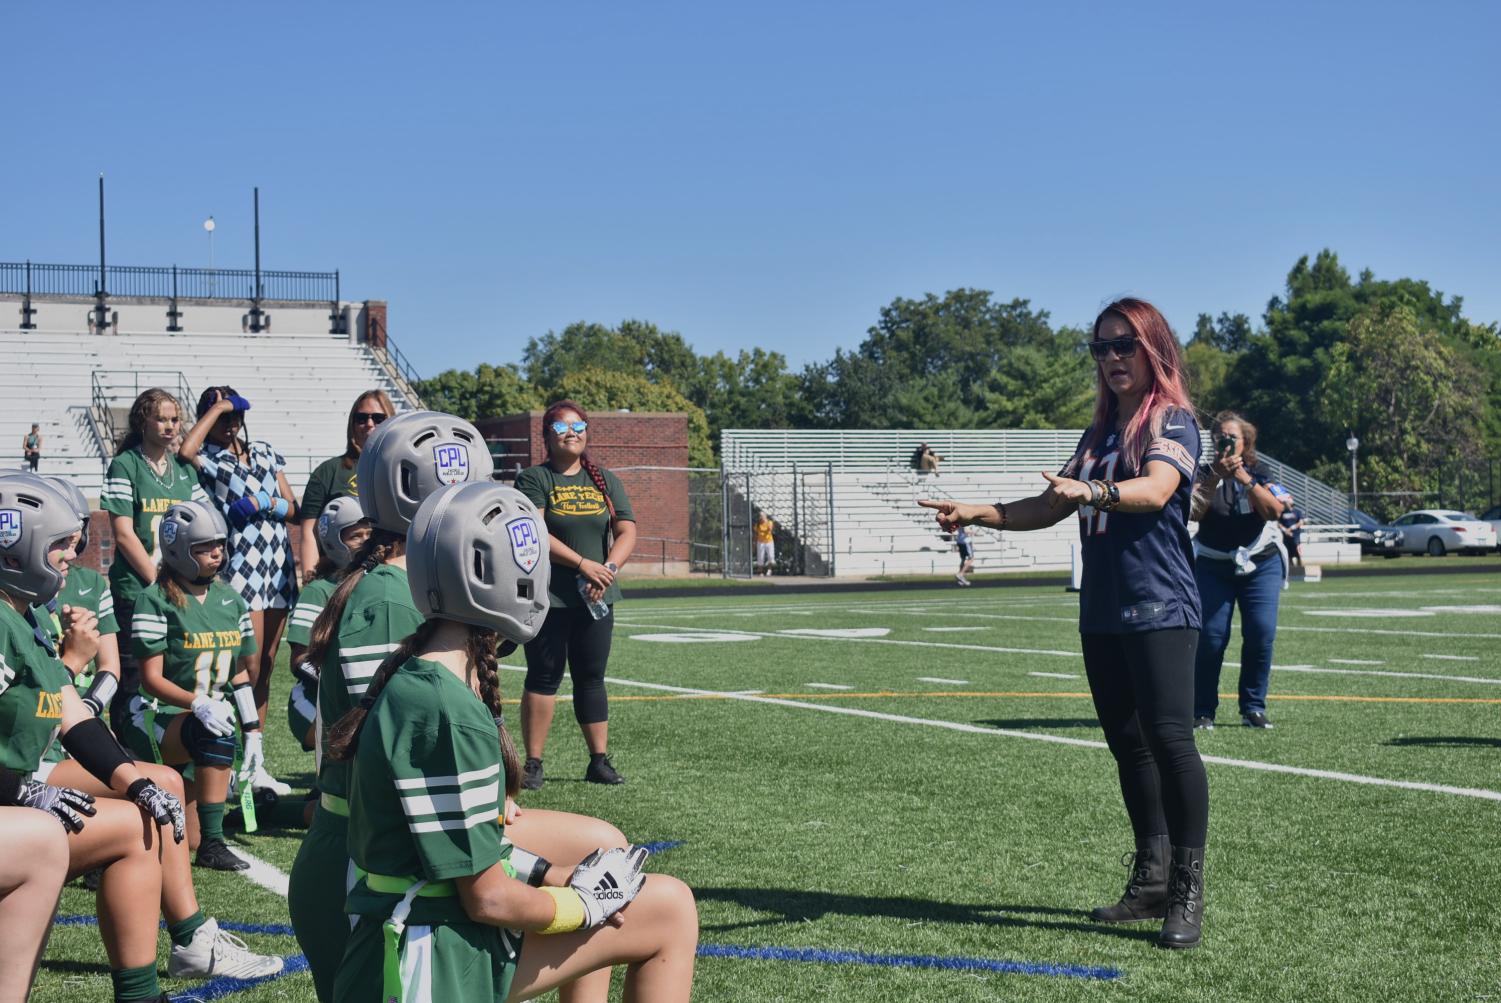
[
  {"xmin": 117, "ymin": 388, "xmax": 183, "ymax": 456},
  {"xmin": 541, "ymin": 399, "xmax": 614, "ymax": 518},
  {"xmin": 303, "ymin": 528, "xmax": 405, "ymax": 676},
  {"xmin": 325, "ymin": 622, "xmax": 522, "ymax": 798},
  {"xmin": 196, "ymin": 385, "xmax": 252, "ymax": 458}
]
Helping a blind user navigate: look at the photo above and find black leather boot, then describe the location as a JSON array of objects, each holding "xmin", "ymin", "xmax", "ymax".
[
  {"xmin": 1090, "ymin": 834, "xmax": 1170, "ymax": 922},
  {"xmin": 1158, "ymin": 845, "xmax": 1205, "ymax": 949}
]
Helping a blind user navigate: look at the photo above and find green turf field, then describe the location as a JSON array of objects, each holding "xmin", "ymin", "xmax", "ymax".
[{"xmin": 34, "ymin": 566, "xmax": 1501, "ymax": 1001}]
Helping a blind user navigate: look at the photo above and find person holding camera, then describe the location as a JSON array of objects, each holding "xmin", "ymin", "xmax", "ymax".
[{"xmin": 1191, "ymin": 411, "xmax": 1287, "ymax": 731}]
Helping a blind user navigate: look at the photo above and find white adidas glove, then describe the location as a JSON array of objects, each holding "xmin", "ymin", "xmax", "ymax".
[
  {"xmin": 190, "ymin": 695, "xmax": 236, "ymax": 737},
  {"xmin": 568, "ymin": 845, "xmax": 648, "ymax": 928}
]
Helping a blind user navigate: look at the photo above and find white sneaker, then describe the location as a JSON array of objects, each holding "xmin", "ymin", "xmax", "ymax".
[
  {"xmin": 168, "ymin": 917, "xmax": 284, "ymax": 979},
  {"xmin": 251, "ymin": 766, "xmax": 292, "ymax": 797}
]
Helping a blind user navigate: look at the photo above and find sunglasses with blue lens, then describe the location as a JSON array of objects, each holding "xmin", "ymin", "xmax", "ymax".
[{"xmin": 550, "ymin": 420, "xmax": 588, "ymax": 436}]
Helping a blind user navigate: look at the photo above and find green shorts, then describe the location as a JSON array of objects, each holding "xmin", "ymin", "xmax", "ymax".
[
  {"xmin": 332, "ymin": 911, "xmax": 519, "ymax": 1003},
  {"xmin": 286, "ymin": 679, "xmax": 317, "ymax": 752},
  {"xmin": 290, "ymin": 804, "xmax": 354, "ymax": 1002}
]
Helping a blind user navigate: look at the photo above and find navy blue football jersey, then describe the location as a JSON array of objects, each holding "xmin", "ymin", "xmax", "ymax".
[{"xmin": 1063, "ymin": 407, "xmax": 1201, "ymax": 635}]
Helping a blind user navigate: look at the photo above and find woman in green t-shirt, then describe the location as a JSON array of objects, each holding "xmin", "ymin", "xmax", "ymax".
[{"xmin": 514, "ymin": 401, "xmax": 637, "ymax": 789}]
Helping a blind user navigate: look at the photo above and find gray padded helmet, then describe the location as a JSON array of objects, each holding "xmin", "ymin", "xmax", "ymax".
[
  {"xmin": 46, "ymin": 476, "xmax": 91, "ymax": 553},
  {"xmin": 316, "ymin": 495, "xmax": 369, "ymax": 569},
  {"xmin": 158, "ymin": 500, "xmax": 227, "ymax": 584},
  {"xmin": 355, "ymin": 410, "xmax": 495, "ymax": 533},
  {"xmin": 406, "ymin": 482, "xmax": 550, "ymax": 643},
  {"xmin": 0, "ymin": 473, "xmax": 84, "ymax": 604}
]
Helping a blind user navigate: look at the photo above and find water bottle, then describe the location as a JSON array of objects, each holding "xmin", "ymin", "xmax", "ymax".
[{"xmin": 577, "ymin": 574, "xmax": 610, "ymax": 620}]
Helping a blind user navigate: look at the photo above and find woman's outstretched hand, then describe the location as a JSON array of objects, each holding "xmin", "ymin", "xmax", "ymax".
[
  {"xmin": 1040, "ymin": 471, "xmax": 1092, "ymax": 509},
  {"xmin": 917, "ymin": 498, "xmax": 987, "ymax": 532}
]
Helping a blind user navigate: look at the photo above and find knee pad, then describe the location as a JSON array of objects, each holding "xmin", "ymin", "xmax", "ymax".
[{"xmin": 179, "ymin": 714, "xmax": 237, "ymax": 767}]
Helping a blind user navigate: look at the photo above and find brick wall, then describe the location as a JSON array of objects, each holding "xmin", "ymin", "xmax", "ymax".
[{"xmin": 475, "ymin": 411, "xmax": 692, "ymax": 574}]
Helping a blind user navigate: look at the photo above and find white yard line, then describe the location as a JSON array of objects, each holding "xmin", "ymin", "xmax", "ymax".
[
  {"xmin": 922, "ymin": 626, "xmax": 992, "ymax": 633},
  {"xmin": 807, "ymin": 683, "xmax": 852, "ymax": 690},
  {"xmin": 917, "ymin": 677, "xmax": 969, "ymax": 685},
  {"xmin": 616, "ymin": 619, "xmax": 1078, "ymax": 658},
  {"xmin": 1329, "ymin": 659, "xmax": 1384, "ymax": 665},
  {"xmin": 233, "ymin": 848, "xmax": 290, "ymax": 897},
  {"xmin": 514, "ymin": 668, "xmax": 1501, "ymax": 803},
  {"xmin": 1421, "ymin": 654, "xmax": 1480, "ymax": 662},
  {"xmin": 1029, "ymin": 672, "xmax": 1081, "ymax": 680}
]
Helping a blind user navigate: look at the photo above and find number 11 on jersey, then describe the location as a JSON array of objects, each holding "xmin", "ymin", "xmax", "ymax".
[{"xmin": 1078, "ymin": 453, "xmax": 1119, "ymax": 535}]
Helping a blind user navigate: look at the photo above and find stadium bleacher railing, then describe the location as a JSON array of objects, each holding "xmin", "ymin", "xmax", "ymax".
[{"xmin": 1, "ymin": 261, "xmax": 339, "ymax": 303}]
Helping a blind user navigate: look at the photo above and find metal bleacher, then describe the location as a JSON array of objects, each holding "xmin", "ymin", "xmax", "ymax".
[
  {"xmin": 1, "ymin": 327, "xmax": 417, "ymax": 499},
  {"xmin": 723, "ymin": 428, "xmax": 1349, "ymax": 577}
]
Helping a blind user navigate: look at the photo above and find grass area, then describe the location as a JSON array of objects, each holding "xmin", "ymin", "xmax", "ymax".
[{"xmin": 33, "ymin": 566, "xmax": 1501, "ymax": 1001}]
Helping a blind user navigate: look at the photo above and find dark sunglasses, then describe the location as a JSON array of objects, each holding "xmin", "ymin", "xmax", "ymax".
[
  {"xmin": 550, "ymin": 420, "xmax": 588, "ymax": 436},
  {"xmin": 1089, "ymin": 336, "xmax": 1138, "ymax": 361},
  {"xmin": 354, "ymin": 412, "xmax": 388, "ymax": 426}
]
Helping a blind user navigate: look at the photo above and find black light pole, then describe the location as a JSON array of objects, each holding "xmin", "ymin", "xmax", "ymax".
[
  {"xmin": 248, "ymin": 186, "xmax": 266, "ymax": 332},
  {"xmin": 93, "ymin": 174, "xmax": 110, "ymax": 332}
]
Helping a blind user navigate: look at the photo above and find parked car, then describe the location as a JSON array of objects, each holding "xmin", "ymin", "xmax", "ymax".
[
  {"xmin": 1345, "ymin": 509, "xmax": 1404, "ymax": 556},
  {"xmin": 1482, "ymin": 504, "xmax": 1501, "ymax": 552},
  {"xmin": 1390, "ymin": 510, "xmax": 1499, "ymax": 556}
]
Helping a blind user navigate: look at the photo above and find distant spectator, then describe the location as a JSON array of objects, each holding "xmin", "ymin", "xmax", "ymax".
[
  {"xmin": 1190, "ymin": 411, "xmax": 1286, "ymax": 732},
  {"xmin": 753, "ymin": 511, "xmax": 776, "ymax": 576},
  {"xmin": 911, "ymin": 443, "xmax": 944, "ymax": 475},
  {"xmin": 179, "ymin": 386, "xmax": 299, "ymax": 796},
  {"xmin": 297, "ymin": 390, "xmax": 396, "ymax": 585},
  {"xmin": 21, "ymin": 423, "xmax": 41, "ymax": 471},
  {"xmin": 955, "ymin": 524, "xmax": 974, "ymax": 586},
  {"xmin": 1273, "ymin": 486, "xmax": 1304, "ymax": 568}
]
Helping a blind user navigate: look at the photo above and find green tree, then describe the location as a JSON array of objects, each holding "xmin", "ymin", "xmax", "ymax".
[
  {"xmin": 551, "ymin": 367, "xmax": 715, "ymax": 469},
  {"xmin": 415, "ymin": 363, "xmax": 542, "ymax": 422},
  {"xmin": 1183, "ymin": 340, "xmax": 1234, "ymax": 416},
  {"xmin": 523, "ymin": 321, "xmax": 703, "ymax": 397},
  {"xmin": 1190, "ymin": 311, "xmax": 1254, "ymax": 353}
]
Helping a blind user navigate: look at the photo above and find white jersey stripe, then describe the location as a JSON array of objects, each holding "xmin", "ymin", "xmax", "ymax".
[
  {"xmin": 398, "ymin": 783, "xmax": 500, "ymax": 819},
  {"xmin": 393, "ymin": 762, "xmax": 501, "ymax": 791}
]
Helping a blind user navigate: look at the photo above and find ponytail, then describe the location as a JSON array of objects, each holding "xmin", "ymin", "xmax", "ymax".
[
  {"xmin": 580, "ymin": 454, "xmax": 616, "ymax": 520},
  {"xmin": 304, "ymin": 529, "xmax": 404, "ymax": 676},
  {"xmin": 325, "ymin": 619, "xmax": 441, "ymax": 761},
  {"xmin": 158, "ymin": 564, "xmax": 190, "ymax": 609},
  {"xmin": 470, "ymin": 628, "xmax": 522, "ymax": 799}
]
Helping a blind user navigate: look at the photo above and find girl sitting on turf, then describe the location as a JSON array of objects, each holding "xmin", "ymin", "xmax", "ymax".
[
  {"xmin": 327, "ymin": 480, "xmax": 698, "ymax": 1003},
  {"xmin": 119, "ymin": 501, "xmax": 265, "ymax": 873}
]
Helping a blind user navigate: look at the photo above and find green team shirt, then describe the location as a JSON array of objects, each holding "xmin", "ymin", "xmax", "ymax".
[
  {"xmin": 345, "ymin": 657, "xmax": 511, "ymax": 926},
  {"xmin": 287, "ymin": 575, "xmax": 337, "ymax": 648},
  {"xmin": 131, "ymin": 581, "xmax": 257, "ymax": 719},
  {"xmin": 101, "ymin": 449, "xmax": 208, "ymax": 607},
  {"xmin": 514, "ymin": 463, "xmax": 635, "ymax": 608},
  {"xmin": 34, "ymin": 565, "xmax": 118, "ymax": 689},
  {"xmin": 0, "ymin": 604, "xmax": 70, "ymax": 772},
  {"xmin": 316, "ymin": 564, "xmax": 424, "ymax": 798},
  {"xmin": 298, "ymin": 455, "xmax": 359, "ymax": 525}
]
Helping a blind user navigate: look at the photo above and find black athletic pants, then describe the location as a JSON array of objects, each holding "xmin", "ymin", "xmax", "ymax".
[
  {"xmin": 1081, "ymin": 628, "xmax": 1209, "ymax": 849},
  {"xmin": 522, "ymin": 605, "xmax": 614, "ymax": 725}
]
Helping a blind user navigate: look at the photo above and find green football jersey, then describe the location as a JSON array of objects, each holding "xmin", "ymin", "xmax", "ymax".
[
  {"xmin": 287, "ymin": 575, "xmax": 337, "ymax": 649},
  {"xmin": 344, "ymin": 657, "xmax": 508, "ymax": 925},
  {"xmin": 131, "ymin": 581, "xmax": 257, "ymax": 713},
  {"xmin": 102, "ymin": 448, "xmax": 208, "ymax": 607},
  {"xmin": 34, "ymin": 565, "xmax": 119, "ymax": 683},
  {"xmin": 316, "ymin": 564, "xmax": 424, "ymax": 798},
  {"xmin": 514, "ymin": 463, "xmax": 635, "ymax": 608},
  {"xmin": 0, "ymin": 604, "xmax": 70, "ymax": 772}
]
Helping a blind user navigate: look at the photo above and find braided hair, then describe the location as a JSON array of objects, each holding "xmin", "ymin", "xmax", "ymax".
[
  {"xmin": 326, "ymin": 621, "xmax": 523, "ymax": 799},
  {"xmin": 541, "ymin": 400, "xmax": 614, "ymax": 518},
  {"xmin": 303, "ymin": 528, "xmax": 405, "ymax": 676}
]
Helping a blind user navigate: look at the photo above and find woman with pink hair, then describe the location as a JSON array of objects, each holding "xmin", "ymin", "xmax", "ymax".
[{"xmin": 920, "ymin": 297, "xmax": 1209, "ymax": 949}]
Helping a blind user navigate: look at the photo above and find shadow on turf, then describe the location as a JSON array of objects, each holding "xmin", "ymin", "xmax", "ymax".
[
  {"xmin": 978, "ymin": 718, "xmax": 1101, "ymax": 731},
  {"xmin": 1385, "ymin": 736, "xmax": 1501, "ymax": 749},
  {"xmin": 691, "ymin": 887, "xmax": 1158, "ymax": 942}
]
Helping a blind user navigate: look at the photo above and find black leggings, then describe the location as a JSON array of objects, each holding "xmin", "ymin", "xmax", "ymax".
[
  {"xmin": 1082, "ymin": 629, "xmax": 1209, "ymax": 849},
  {"xmin": 109, "ymin": 596, "xmax": 140, "ymax": 738},
  {"xmin": 522, "ymin": 605, "xmax": 614, "ymax": 725}
]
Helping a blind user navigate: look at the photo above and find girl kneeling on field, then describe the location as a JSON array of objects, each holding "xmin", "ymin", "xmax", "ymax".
[
  {"xmin": 328, "ymin": 480, "xmax": 698, "ymax": 1003},
  {"xmin": 120, "ymin": 501, "xmax": 265, "ymax": 872}
]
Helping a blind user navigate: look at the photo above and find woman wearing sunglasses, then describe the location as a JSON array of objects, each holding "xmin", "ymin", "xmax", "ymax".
[
  {"xmin": 298, "ymin": 391, "xmax": 396, "ymax": 586},
  {"xmin": 919, "ymin": 298, "xmax": 1210, "ymax": 949},
  {"xmin": 514, "ymin": 401, "xmax": 637, "ymax": 789}
]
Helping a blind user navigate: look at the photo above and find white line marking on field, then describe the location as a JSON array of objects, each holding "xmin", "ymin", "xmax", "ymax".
[
  {"xmin": 519, "ymin": 669, "xmax": 1501, "ymax": 803},
  {"xmin": 922, "ymin": 626, "xmax": 991, "ymax": 632},
  {"xmin": 1329, "ymin": 659, "xmax": 1384, "ymax": 665},
  {"xmin": 1421, "ymin": 654, "xmax": 1480, "ymax": 662},
  {"xmin": 233, "ymin": 849, "xmax": 290, "ymax": 897},
  {"xmin": 917, "ymin": 677, "xmax": 969, "ymax": 685},
  {"xmin": 1274, "ymin": 665, "xmax": 1501, "ymax": 685},
  {"xmin": 781, "ymin": 627, "xmax": 892, "ymax": 638},
  {"xmin": 618, "ymin": 620, "xmax": 1078, "ymax": 658},
  {"xmin": 1302, "ymin": 608, "xmax": 1436, "ymax": 618},
  {"xmin": 807, "ymin": 683, "xmax": 852, "ymax": 690},
  {"xmin": 1029, "ymin": 672, "xmax": 1081, "ymax": 680}
]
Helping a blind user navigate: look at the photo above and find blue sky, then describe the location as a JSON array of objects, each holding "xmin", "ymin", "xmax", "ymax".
[{"xmin": 8, "ymin": 2, "xmax": 1498, "ymax": 377}]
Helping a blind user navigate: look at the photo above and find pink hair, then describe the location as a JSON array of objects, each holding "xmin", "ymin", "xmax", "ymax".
[{"xmin": 1077, "ymin": 298, "xmax": 1193, "ymax": 474}]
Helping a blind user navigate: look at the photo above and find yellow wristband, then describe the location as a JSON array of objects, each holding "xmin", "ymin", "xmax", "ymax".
[{"xmin": 537, "ymin": 886, "xmax": 587, "ymax": 935}]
